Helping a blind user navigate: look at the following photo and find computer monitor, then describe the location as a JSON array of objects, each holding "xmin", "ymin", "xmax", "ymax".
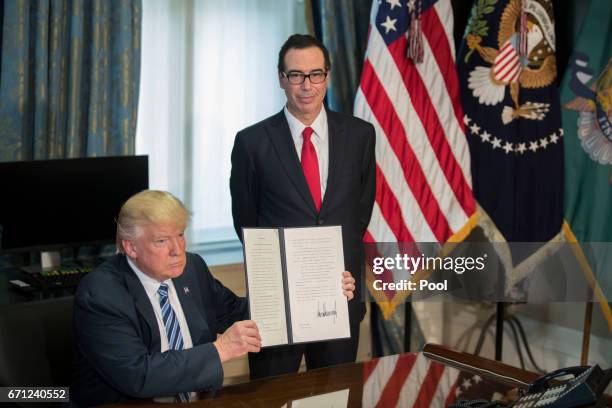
[{"xmin": 0, "ymin": 155, "xmax": 149, "ymax": 259}]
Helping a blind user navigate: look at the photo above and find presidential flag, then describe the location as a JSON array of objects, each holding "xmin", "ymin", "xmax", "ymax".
[
  {"xmin": 354, "ymin": 0, "xmax": 477, "ymax": 317},
  {"xmin": 561, "ymin": 0, "xmax": 612, "ymax": 331},
  {"xmin": 457, "ymin": 0, "xmax": 564, "ymax": 279}
]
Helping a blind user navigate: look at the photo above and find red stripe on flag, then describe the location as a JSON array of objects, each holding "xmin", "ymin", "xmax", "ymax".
[
  {"xmin": 496, "ymin": 52, "xmax": 517, "ymax": 71},
  {"xmin": 365, "ymin": 216, "xmax": 417, "ymax": 300},
  {"xmin": 361, "ymin": 59, "xmax": 452, "ymax": 242},
  {"xmin": 495, "ymin": 47, "xmax": 517, "ymax": 71},
  {"xmin": 498, "ymin": 67, "xmax": 520, "ymax": 83},
  {"xmin": 445, "ymin": 377, "xmax": 460, "ymax": 406},
  {"xmin": 375, "ymin": 165, "xmax": 414, "ymax": 242},
  {"xmin": 497, "ymin": 59, "xmax": 521, "ymax": 82},
  {"xmin": 387, "ymin": 36, "xmax": 475, "ymax": 221},
  {"xmin": 413, "ymin": 362, "xmax": 447, "ymax": 408},
  {"xmin": 375, "ymin": 353, "xmax": 418, "ymax": 408},
  {"xmin": 422, "ymin": 8, "xmax": 470, "ymax": 142},
  {"xmin": 363, "ymin": 358, "xmax": 380, "ymax": 383},
  {"xmin": 375, "ymin": 167, "xmax": 410, "ymax": 300},
  {"xmin": 509, "ymin": 69, "xmax": 520, "ymax": 83},
  {"xmin": 498, "ymin": 42, "xmax": 515, "ymax": 61},
  {"xmin": 421, "ymin": 6, "xmax": 476, "ymax": 215},
  {"xmin": 495, "ymin": 54, "xmax": 519, "ymax": 78},
  {"xmin": 363, "ymin": 212, "xmax": 398, "ymax": 301}
]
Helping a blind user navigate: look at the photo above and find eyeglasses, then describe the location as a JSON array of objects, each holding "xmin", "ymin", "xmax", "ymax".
[{"xmin": 282, "ymin": 70, "xmax": 328, "ymax": 85}]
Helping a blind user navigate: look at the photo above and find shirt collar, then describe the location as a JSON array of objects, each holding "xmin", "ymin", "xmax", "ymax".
[
  {"xmin": 284, "ymin": 106, "xmax": 327, "ymax": 142},
  {"xmin": 127, "ymin": 257, "xmax": 171, "ymax": 297}
]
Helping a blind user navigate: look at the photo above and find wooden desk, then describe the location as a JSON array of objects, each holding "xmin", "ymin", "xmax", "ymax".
[{"xmin": 111, "ymin": 343, "xmax": 611, "ymax": 407}]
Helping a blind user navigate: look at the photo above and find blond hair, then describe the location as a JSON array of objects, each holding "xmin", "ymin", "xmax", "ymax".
[{"xmin": 116, "ymin": 190, "xmax": 191, "ymax": 253}]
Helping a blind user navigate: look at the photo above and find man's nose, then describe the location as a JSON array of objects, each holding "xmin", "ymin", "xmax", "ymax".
[
  {"xmin": 168, "ymin": 237, "xmax": 184, "ymax": 255},
  {"xmin": 301, "ymin": 76, "xmax": 313, "ymax": 89}
]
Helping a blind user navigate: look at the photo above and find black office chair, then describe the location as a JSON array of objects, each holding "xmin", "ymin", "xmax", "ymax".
[{"xmin": 0, "ymin": 296, "xmax": 74, "ymax": 387}]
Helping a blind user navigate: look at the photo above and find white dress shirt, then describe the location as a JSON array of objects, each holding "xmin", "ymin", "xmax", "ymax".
[
  {"xmin": 127, "ymin": 258, "xmax": 194, "ymax": 352},
  {"xmin": 284, "ymin": 106, "xmax": 329, "ymax": 199}
]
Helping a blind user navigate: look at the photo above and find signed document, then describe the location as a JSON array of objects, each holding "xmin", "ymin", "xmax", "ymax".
[
  {"xmin": 243, "ymin": 226, "xmax": 350, "ymax": 347},
  {"xmin": 281, "ymin": 389, "xmax": 349, "ymax": 408}
]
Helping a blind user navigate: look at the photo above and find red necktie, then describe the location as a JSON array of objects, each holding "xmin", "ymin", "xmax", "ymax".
[{"xmin": 301, "ymin": 127, "xmax": 321, "ymax": 212}]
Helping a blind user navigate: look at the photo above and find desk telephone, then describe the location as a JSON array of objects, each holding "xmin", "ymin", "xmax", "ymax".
[
  {"xmin": 450, "ymin": 365, "xmax": 611, "ymax": 408},
  {"xmin": 512, "ymin": 365, "xmax": 612, "ymax": 408}
]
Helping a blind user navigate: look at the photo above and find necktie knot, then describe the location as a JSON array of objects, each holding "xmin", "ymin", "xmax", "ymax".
[
  {"xmin": 158, "ymin": 283, "xmax": 169, "ymax": 298},
  {"xmin": 302, "ymin": 126, "xmax": 314, "ymax": 142}
]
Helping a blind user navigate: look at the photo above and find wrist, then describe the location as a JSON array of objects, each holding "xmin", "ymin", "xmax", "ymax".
[{"xmin": 213, "ymin": 340, "xmax": 228, "ymax": 363}]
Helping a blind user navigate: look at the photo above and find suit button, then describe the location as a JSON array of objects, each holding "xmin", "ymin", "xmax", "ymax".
[{"xmin": 317, "ymin": 219, "xmax": 324, "ymax": 225}]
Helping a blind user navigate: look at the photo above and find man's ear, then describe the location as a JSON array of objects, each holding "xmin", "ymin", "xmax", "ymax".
[
  {"xmin": 122, "ymin": 239, "xmax": 138, "ymax": 259},
  {"xmin": 278, "ymin": 72, "xmax": 286, "ymax": 90}
]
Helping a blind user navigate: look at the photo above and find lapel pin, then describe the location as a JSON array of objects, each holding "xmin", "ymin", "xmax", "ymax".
[{"xmin": 183, "ymin": 286, "xmax": 190, "ymax": 294}]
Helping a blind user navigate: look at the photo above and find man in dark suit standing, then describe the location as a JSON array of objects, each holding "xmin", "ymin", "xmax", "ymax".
[
  {"xmin": 72, "ymin": 190, "xmax": 262, "ymax": 406},
  {"xmin": 230, "ymin": 34, "xmax": 376, "ymax": 379}
]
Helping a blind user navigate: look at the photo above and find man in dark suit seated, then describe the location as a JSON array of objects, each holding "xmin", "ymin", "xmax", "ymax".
[
  {"xmin": 72, "ymin": 189, "xmax": 357, "ymax": 406},
  {"xmin": 71, "ymin": 190, "xmax": 261, "ymax": 406}
]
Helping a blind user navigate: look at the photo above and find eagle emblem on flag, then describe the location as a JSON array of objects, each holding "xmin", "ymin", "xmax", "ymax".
[
  {"xmin": 465, "ymin": 0, "xmax": 557, "ymax": 124},
  {"xmin": 565, "ymin": 56, "xmax": 612, "ymax": 174},
  {"xmin": 458, "ymin": 0, "xmax": 565, "ymax": 285}
]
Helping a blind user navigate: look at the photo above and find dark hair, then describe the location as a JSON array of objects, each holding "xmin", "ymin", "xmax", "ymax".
[{"xmin": 277, "ymin": 34, "xmax": 331, "ymax": 73}]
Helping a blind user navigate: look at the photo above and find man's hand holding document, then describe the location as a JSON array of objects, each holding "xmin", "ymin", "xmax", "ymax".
[{"xmin": 242, "ymin": 225, "xmax": 354, "ymax": 347}]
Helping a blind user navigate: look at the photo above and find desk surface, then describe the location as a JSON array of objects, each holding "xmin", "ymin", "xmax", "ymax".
[{"xmin": 112, "ymin": 344, "xmax": 611, "ymax": 407}]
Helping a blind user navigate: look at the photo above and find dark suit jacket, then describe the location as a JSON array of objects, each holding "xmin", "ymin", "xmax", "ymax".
[
  {"xmin": 72, "ymin": 253, "xmax": 247, "ymax": 407},
  {"xmin": 230, "ymin": 108, "xmax": 376, "ymax": 311}
]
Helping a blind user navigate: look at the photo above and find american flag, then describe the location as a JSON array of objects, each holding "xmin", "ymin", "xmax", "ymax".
[
  {"xmin": 354, "ymin": 0, "xmax": 476, "ymax": 312},
  {"xmin": 362, "ymin": 353, "xmax": 513, "ymax": 408}
]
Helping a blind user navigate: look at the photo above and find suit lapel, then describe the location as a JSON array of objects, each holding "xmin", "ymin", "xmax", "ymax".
[
  {"xmin": 123, "ymin": 261, "xmax": 161, "ymax": 351},
  {"xmin": 125, "ymin": 258, "xmax": 211, "ymax": 348},
  {"xmin": 173, "ymin": 266, "xmax": 210, "ymax": 345},
  {"xmin": 266, "ymin": 110, "xmax": 318, "ymax": 213},
  {"xmin": 320, "ymin": 109, "xmax": 346, "ymax": 216}
]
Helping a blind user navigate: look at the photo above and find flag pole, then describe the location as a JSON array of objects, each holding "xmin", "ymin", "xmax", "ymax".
[
  {"xmin": 563, "ymin": 222, "xmax": 612, "ymax": 334},
  {"xmin": 580, "ymin": 301, "xmax": 593, "ymax": 365},
  {"xmin": 495, "ymin": 251, "xmax": 506, "ymax": 361},
  {"xmin": 495, "ymin": 303, "xmax": 504, "ymax": 361},
  {"xmin": 404, "ymin": 302, "xmax": 412, "ymax": 352}
]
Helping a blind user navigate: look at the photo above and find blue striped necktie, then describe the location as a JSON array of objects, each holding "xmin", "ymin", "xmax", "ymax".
[{"xmin": 158, "ymin": 283, "xmax": 189, "ymax": 402}]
